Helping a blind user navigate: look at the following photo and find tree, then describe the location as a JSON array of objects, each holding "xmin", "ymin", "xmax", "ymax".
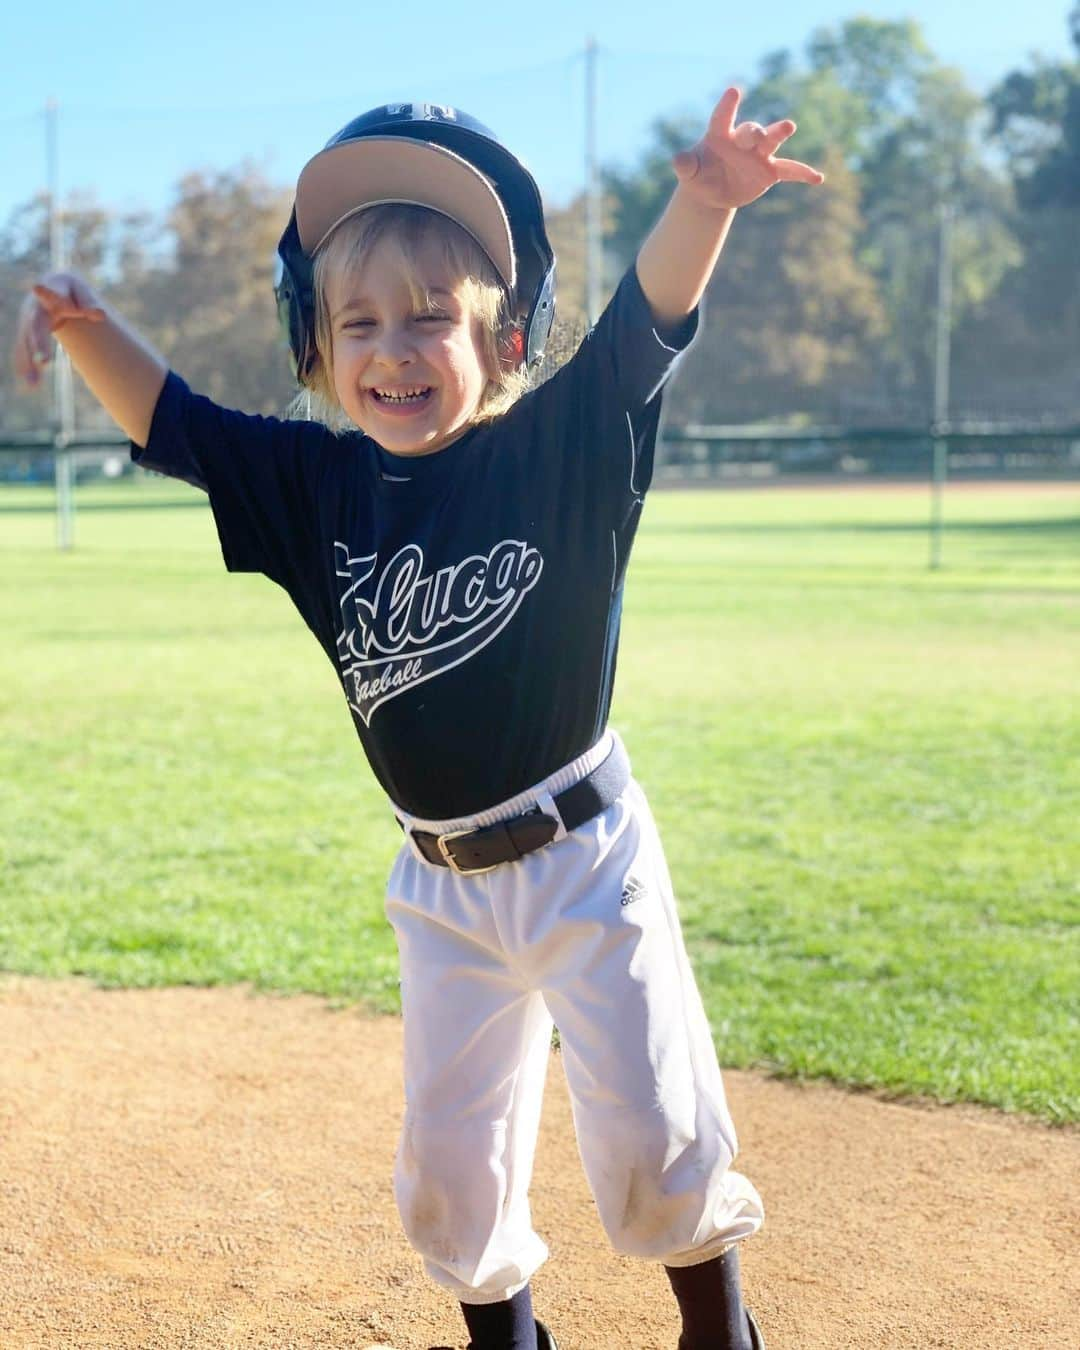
[
  {"xmin": 669, "ymin": 151, "xmax": 886, "ymax": 425},
  {"xmin": 1, "ymin": 166, "xmax": 298, "ymax": 434},
  {"xmin": 115, "ymin": 165, "xmax": 296, "ymax": 415},
  {"xmin": 750, "ymin": 18, "xmax": 1018, "ymax": 418},
  {"xmin": 955, "ymin": 6, "xmax": 1080, "ymax": 419},
  {"xmin": 749, "ymin": 18, "xmax": 932, "ymax": 174},
  {"xmin": 0, "ymin": 192, "xmax": 122, "ymax": 432},
  {"xmin": 988, "ymin": 4, "xmax": 1080, "ymax": 208},
  {"xmin": 535, "ymin": 192, "xmax": 592, "ymax": 380},
  {"xmin": 598, "ymin": 15, "xmax": 1029, "ymax": 423},
  {"xmin": 861, "ymin": 65, "xmax": 1020, "ymax": 412},
  {"xmin": 603, "ymin": 115, "xmax": 699, "ymax": 282},
  {"xmin": 601, "ymin": 43, "xmax": 891, "ymax": 423}
]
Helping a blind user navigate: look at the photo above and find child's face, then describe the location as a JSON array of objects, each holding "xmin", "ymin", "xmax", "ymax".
[{"xmin": 326, "ymin": 233, "xmax": 493, "ymax": 456}]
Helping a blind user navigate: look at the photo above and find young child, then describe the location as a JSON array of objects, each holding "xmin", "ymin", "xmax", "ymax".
[{"xmin": 14, "ymin": 90, "xmax": 823, "ymax": 1350}]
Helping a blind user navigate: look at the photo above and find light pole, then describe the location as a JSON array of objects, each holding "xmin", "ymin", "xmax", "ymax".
[
  {"xmin": 929, "ymin": 193, "xmax": 953, "ymax": 571},
  {"xmin": 584, "ymin": 36, "xmax": 602, "ymax": 325},
  {"xmin": 47, "ymin": 96, "xmax": 76, "ymax": 551}
]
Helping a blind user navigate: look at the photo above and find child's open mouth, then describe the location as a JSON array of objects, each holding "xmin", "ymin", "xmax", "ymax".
[{"xmin": 369, "ymin": 386, "xmax": 434, "ymax": 413}]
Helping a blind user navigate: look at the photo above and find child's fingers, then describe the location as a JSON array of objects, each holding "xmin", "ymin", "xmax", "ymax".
[
  {"xmin": 31, "ymin": 282, "xmax": 70, "ymax": 313},
  {"xmin": 708, "ymin": 87, "xmax": 741, "ymax": 139},
  {"xmin": 732, "ymin": 121, "xmax": 768, "ymax": 153},
  {"xmin": 12, "ymin": 293, "xmax": 59, "ymax": 386},
  {"xmin": 759, "ymin": 119, "xmax": 797, "ymax": 157},
  {"xmin": 21, "ymin": 332, "xmax": 51, "ymax": 383},
  {"xmin": 32, "ymin": 322, "xmax": 55, "ymax": 366},
  {"xmin": 13, "ymin": 273, "xmax": 108, "ymax": 388},
  {"xmin": 771, "ymin": 157, "xmax": 826, "ymax": 185},
  {"xmin": 46, "ymin": 307, "xmax": 106, "ymax": 334},
  {"xmin": 12, "ymin": 327, "xmax": 50, "ymax": 386},
  {"xmin": 31, "ymin": 282, "xmax": 105, "ymax": 329}
]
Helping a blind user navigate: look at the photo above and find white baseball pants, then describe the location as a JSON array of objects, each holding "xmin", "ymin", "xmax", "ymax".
[{"xmin": 385, "ymin": 730, "xmax": 763, "ymax": 1304}]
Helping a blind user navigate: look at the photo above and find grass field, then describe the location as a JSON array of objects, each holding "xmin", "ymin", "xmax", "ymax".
[{"xmin": 1, "ymin": 476, "xmax": 1077, "ymax": 1121}]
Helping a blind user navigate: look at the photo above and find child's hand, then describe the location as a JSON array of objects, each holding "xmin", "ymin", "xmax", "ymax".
[
  {"xmin": 673, "ymin": 86, "xmax": 825, "ymax": 212},
  {"xmin": 12, "ymin": 273, "xmax": 106, "ymax": 389}
]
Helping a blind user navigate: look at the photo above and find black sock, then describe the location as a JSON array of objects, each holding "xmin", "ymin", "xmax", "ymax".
[
  {"xmin": 460, "ymin": 1285, "xmax": 537, "ymax": 1350},
  {"xmin": 665, "ymin": 1247, "xmax": 754, "ymax": 1350}
]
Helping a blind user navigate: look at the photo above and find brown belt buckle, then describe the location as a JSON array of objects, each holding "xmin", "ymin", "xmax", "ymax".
[{"xmin": 435, "ymin": 828, "xmax": 497, "ymax": 876}]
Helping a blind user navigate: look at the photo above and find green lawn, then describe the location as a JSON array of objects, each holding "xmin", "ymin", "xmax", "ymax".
[{"xmin": 2, "ymin": 477, "xmax": 1077, "ymax": 1121}]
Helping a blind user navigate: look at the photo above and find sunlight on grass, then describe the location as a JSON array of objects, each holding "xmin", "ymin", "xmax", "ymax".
[{"xmin": 2, "ymin": 480, "xmax": 1078, "ymax": 1119}]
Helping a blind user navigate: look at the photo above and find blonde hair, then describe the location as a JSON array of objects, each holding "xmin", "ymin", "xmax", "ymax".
[{"xmin": 298, "ymin": 204, "xmax": 530, "ymax": 428}]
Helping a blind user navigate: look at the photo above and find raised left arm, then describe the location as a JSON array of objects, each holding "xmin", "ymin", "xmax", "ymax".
[{"xmin": 635, "ymin": 86, "xmax": 826, "ymax": 328}]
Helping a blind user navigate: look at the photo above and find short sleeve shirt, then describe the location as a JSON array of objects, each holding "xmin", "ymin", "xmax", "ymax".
[{"xmin": 132, "ymin": 264, "xmax": 697, "ymax": 818}]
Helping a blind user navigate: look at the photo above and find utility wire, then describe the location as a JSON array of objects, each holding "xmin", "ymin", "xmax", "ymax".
[{"xmin": 8, "ymin": 53, "xmax": 584, "ymax": 125}]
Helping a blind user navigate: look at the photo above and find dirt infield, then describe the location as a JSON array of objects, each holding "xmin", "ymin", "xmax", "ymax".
[{"xmin": 1, "ymin": 978, "xmax": 1076, "ymax": 1350}]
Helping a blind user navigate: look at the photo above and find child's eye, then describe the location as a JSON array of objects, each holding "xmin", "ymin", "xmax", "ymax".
[
  {"xmin": 416, "ymin": 311, "xmax": 451, "ymax": 323},
  {"xmin": 341, "ymin": 318, "xmax": 375, "ymax": 331}
]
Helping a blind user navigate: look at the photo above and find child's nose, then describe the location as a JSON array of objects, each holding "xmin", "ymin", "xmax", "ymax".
[{"xmin": 374, "ymin": 326, "xmax": 416, "ymax": 366}]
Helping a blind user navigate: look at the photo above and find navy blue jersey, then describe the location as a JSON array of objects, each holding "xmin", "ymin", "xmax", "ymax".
[{"xmin": 132, "ymin": 265, "xmax": 696, "ymax": 818}]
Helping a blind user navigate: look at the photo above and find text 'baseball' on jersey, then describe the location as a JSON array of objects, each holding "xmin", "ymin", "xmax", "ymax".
[{"xmin": 334, "ymin": 539, "xmax": 544, "ymax": 724}]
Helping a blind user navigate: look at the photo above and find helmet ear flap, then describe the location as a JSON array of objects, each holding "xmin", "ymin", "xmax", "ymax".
[
  {"xmin": 275, "ymin": 213, "xmax": 317, "ymax": 380},
  {"xmin": 523, "ymin": 261, "xmax": 556, "ymax": 368}
]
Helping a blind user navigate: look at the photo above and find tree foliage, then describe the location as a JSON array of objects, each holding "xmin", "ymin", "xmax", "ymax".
[
  {"xmin": 671, "ymin": 152, "xmax": 886, "ymax": 425},
  {"xmin": 988, "ymin": 5, "xmax": 1080, "ymax": 207},
  {"xmin": 1, "ymin": 167, "xmax": 295, "ymax": 433},
  {"xmin": 598, "ymin": 12, "xmax": 1080, "ymax": 425},
  {"xmin": 114, "ymin": 166, "xmax": 295, "ymax": 413},
  {"xmin": 947, "ymin": 7, "xmax": 1080, "ymax": 416},
  {"xmin": 4, "ymin": 13, "xmax": 1080, "ymax": 435}
]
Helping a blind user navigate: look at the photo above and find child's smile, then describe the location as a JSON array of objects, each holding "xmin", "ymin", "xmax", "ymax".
[
  {"xmin": 369, "ymin": 385, "xmax": 433, "ymax": 408},
  {"xmin": 366, "ymin": 384, "xmax": 435, "ymax": 417},
  {"xmin": 327, "ymin": 233, "xmax": 492, "ymax": 457}
]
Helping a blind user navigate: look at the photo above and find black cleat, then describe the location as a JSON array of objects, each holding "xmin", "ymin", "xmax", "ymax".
[{"xmin": 535, "ymin": 1319, "xmax": 559, "ymax": 1349}]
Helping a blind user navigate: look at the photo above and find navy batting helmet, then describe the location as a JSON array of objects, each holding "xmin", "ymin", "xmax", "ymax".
[{"xmin": 274, "ymin": 102, "xmax": 556, "ymax": 381}]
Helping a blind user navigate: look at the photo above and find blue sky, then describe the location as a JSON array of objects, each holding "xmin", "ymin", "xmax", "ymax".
[{"xmin": 1, "ymin": 0, "xmax": 1075, "ymax": 226}]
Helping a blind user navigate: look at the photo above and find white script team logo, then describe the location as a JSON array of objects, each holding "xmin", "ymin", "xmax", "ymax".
[{"xmin": 335, "ymin": 539, "xmax": 544, "ymax": 724}]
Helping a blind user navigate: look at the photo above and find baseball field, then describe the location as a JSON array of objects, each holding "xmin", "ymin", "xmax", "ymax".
[{"xmin": 2, "ymin": 478, "xmax": 1077, "ymax": 1347}]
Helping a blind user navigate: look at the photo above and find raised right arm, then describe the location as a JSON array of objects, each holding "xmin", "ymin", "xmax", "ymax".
[{"xmin": 12, "ymin": 271, "xmax": 168, "ymax": 447}]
